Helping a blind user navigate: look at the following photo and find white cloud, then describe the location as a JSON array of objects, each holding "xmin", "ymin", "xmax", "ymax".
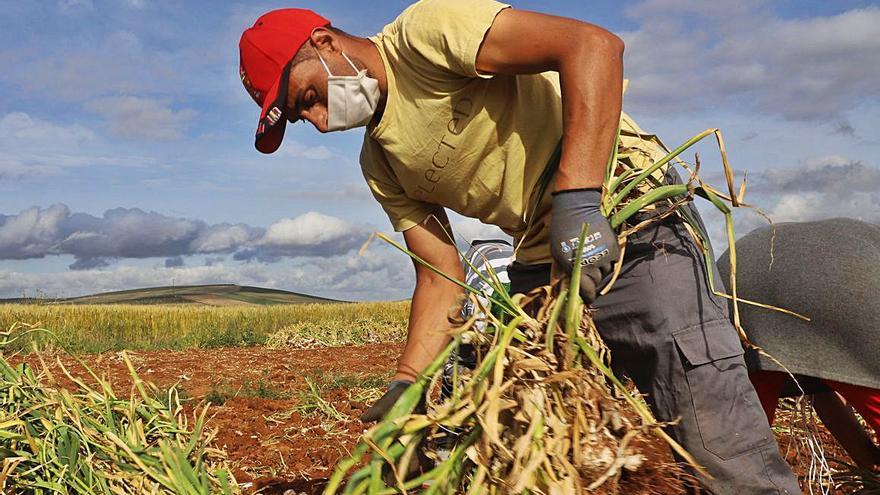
[
  {"xmin": 279, "ymin": 140, "xmax": 335, "ymax": 160},
  {"xmin": 753, "ymin": 156, "xmax": 880, "ymax": 195},
  {"xmin": 0, "ymin": 26, "xmax": 212, "ymax": 103},
  {"xmin": 57, "ymin": 207, "xmax": 202, "ymax": 262},
  {"xmin": 261, "ymin": 212, "xmax": 357, "ymax": 247},
  {"xmin": 621, "ymin": 3, "xmax": 880, "ymax": 120},
  {"xmin": 87, "ymin": 97, "xmax": 196, "ymax": 141},
  {"xmin": 763, "ymin": 193, "xmax": 814, "ymax": 223},
  {"xmin": 802, "ymin": 155, "xmax": 851, "ymax": 169},
  {"xmin": 191, "ymin": 225, "xmax": 259, "ymax": 253},
  {"xmin": 0, "ymin": 112, "xmax": 156, "ymax": 180},
  {"xmin": 0, "ymin": 204, "xmax": 69, "ymax": 259},
  {"xmin": 701, "ymin": 154, "xmax": 880, "ymax": 253},
  {"xmin": 1, "ymin": 36, "xmax": 138, "ymax": 101},
  {"xmin": 233, "ymin": 212, "xmax": 372, "ymax": 260},
  {"xmin": 765, "ymin": 192, "xmax": 880, "ymax": 225},
  {"xmin": 0, "ymin": 112, "xmax": 95, "ymax": 145},
  {"xmin": 0, "ymin": 205, "xmax": 374, "ymax": 268},
  {"xmin": 0, "ymin": 249, "xmax": 415, "ymax": 301}
]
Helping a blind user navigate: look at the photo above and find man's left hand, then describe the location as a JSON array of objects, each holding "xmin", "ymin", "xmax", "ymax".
[
  {"xmin": 549, "ymin": 188, "xmax": 620, "ymax": 303},
  {"xmin": 360, "ymin": 380, "xmax": 416, "ymax": 422}
]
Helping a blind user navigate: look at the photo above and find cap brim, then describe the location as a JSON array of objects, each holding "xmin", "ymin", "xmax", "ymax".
[{"xmin": 255, "ymin": 62, "xmax": 292, "ymax": 154}]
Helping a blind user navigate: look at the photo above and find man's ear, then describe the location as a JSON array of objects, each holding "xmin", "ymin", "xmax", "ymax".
[{"xmin": 310, "ymin": 27, "xmax": 339, "ymax": 54}]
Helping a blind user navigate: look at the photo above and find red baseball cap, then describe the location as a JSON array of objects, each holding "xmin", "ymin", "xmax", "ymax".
[{"xmin": 239, "ymin": 9, "xmax": 330, "ymax": 154}]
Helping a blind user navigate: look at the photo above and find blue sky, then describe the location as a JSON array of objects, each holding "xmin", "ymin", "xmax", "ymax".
[{"xmin": 1, "ymin": 0, "xmax": 878, "ymax": 300}]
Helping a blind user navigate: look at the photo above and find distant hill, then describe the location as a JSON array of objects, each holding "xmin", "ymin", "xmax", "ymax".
[{"xmin": 1, "ymin": 284, "xmax": 342, "ymax": 306}]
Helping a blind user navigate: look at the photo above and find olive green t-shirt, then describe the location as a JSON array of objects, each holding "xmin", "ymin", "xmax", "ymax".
[{"xmin": 361, "ymin": 0, "xmax": 669, "ymax": 265}]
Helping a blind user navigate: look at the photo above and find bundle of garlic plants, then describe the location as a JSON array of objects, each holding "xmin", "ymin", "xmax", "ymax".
[{"xmin": 327, "ymin": 127, "xmax": 772, "ymax": 494}]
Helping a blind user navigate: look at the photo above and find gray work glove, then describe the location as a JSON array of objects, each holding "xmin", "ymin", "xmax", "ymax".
[
  {"xmin": 360, "ymin": 380, "xmax": 418, "ymax": 422},
  {"xmin": 549, "ymin": 188, "xmax": 620, "ymax": 304}
]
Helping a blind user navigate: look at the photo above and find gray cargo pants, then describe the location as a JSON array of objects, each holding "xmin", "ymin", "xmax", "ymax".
[{"xmin": 508, "ymin": 207, "xmax": 801, "ymax": 494}]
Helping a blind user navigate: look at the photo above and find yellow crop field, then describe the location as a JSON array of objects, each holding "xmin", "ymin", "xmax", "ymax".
[{"xmin": 0, "ymin": 301, "xmax": 410, "ymax": 354}]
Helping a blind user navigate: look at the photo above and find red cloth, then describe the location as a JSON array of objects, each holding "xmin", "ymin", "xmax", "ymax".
[{"xmin": 750, "ymin": 370, "xmax": 880, "ymax": 438}]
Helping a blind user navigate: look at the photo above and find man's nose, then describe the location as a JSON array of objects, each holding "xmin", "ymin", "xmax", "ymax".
[{"xmin": 301, "ymin": 107, "xmax": 326, "ymax": 132}]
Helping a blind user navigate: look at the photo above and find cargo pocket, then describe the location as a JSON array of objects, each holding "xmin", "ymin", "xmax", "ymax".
[{"xmin": 673, "ymin": 320, "xmax": 770, "ymax": 460}]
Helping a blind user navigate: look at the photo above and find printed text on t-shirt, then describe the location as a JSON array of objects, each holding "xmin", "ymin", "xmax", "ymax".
[{"xmin": 414, "ymin": 97, "xmax": 473, "ymax": 200}]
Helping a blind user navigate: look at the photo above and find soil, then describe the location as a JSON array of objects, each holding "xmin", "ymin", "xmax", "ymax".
[{"xmin": 10, "ymin": 344, "xmax": 865, "ymax": 494}]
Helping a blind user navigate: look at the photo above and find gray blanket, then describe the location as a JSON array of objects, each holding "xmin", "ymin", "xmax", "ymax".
[{"xmin": 717, "ymin": 218, "xmax": 880, "ymax": 389}]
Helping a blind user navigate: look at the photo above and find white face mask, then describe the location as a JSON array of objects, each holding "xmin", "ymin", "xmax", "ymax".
[{"xmin": 315, "ymin": 48, "xmax": 380, "ymax": 131}]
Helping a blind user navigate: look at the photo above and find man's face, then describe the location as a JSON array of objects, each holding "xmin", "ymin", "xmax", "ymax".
[{"xmin": 285, "ymin": 46, "xmax": 365, "ymax": 133}]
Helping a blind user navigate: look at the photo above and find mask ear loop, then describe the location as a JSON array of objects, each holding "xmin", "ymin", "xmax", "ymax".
[
  {"xmin": 339, "ymin": 52, "xmax": 361, "ymax": 73},
  {"xmin": 313, "ymin": 43, "xmax": 362, "ymax": 76},
  {"xmin": 312, "ymin": 44, "xmax": 333, "ymax": 76}
]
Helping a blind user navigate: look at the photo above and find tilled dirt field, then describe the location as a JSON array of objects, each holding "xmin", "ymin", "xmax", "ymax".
[{"xmin": 12, "ymin": 344, "xmax": 861, "ymax": 494}]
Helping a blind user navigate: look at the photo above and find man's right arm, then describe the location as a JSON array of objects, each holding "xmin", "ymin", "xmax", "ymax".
[
  {"xmin": 361, "ymin": 210, "xmax": 464, "ymax": 422},
  {"xmin": 393, "ymin": 209, "xmax": 465, "ymax": 382}
]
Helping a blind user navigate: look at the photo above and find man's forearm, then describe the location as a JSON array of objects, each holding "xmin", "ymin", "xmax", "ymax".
[
  {"xmin": 554, "ymin": 30, "xmax": 624, "ymax": 192},
  {"xmin": 393, "ymin": 270, "xmax": 464, "ymax": 382}
]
